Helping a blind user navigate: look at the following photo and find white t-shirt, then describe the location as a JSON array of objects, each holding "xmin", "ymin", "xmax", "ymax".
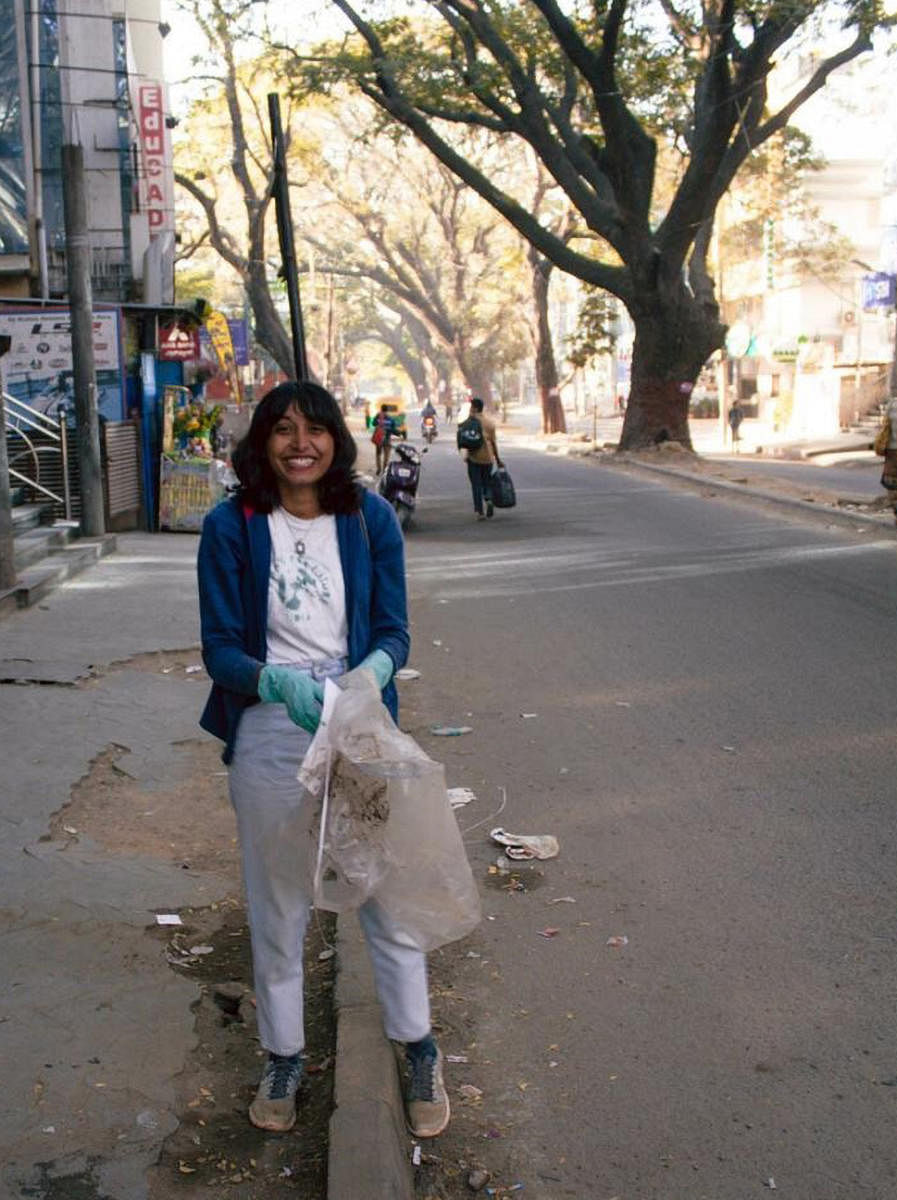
[{"xmin": 266, "ymin": 507, "xmax": 348, "ymax": 665}]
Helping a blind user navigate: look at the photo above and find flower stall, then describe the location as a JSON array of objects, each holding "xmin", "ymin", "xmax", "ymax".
[{"xmin": 158, "ymin": 389, "xmax": 235, "ymax": 531}]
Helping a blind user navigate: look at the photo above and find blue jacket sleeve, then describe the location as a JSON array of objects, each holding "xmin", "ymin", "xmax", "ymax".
[
  {"xmin": 364, "ymin": 492, "xmax": 410, "ymax": 674},
  {"xmin": 197, "ymin": 502, "xmax": 264, "ymax": 696}
]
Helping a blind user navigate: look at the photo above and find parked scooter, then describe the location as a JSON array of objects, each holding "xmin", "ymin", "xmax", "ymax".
[
  {"xmin": 421, "ymin": 412, "xmax": 438, "ymax": 444},
  {"xmin": 378, "ymin": 440, "xmax": 424, "ymax": 529}
]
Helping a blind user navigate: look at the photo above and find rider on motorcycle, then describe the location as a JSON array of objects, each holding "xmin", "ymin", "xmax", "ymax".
[{"xmin": 420, "ymin": 399, "xmax": 438, "ymax": 442}]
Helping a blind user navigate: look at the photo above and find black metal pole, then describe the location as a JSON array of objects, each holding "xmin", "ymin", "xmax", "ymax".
[{"xmin": 268, "ymin": 93, "xmax": 309, "ymax": 381}]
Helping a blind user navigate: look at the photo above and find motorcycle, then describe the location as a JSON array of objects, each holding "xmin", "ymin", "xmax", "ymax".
[
  {"xmin": 378, "ymin": 440, "xmax": 424, "ymax": 529},
  {"xmin": 421, "ymin": 413, "xmax": 438, "ymax": 444}
]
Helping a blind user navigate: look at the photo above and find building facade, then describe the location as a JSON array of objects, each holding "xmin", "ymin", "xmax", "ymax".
[{"xmin": 0, "ymin": 0, "xmax": 175, "ymax": 305}]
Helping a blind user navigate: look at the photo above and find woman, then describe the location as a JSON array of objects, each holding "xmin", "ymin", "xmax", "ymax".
[
  {"xmin": 197, "ymin": 381, "xmax": 449, "ymax": 1138},
  {"xmin": 880, "ymin": 394, "xmax": 897, "ymax": 524}
]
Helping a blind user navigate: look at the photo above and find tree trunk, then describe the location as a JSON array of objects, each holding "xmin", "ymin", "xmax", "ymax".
[
  {"xmin": 460, "ymin": 372, "xmax": 492, "ymax": 407},
  {"xmin": 532, "ymin": 252, "xmax": 566, "ymax": 434},
  {"xmin": 619, "ymin": 287, "xmax": 724, "ymax": 451},
  {"xmin": 247, "ymin": 261, "xmax": 295, "ymax": 379}
]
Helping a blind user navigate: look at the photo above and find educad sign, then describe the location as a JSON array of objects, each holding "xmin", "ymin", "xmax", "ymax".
[{"xmin": 0, "ymin": 307, "xmax": 124, "ymax": 421}]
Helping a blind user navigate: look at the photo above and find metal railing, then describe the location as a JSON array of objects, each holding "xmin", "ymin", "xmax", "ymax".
[{"xmin": 3, "ymin": 392, "xmax": 72, "ymax": 518}]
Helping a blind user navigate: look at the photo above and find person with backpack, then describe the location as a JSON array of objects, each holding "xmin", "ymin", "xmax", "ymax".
[{"xmin": 457, "ymin": 397, "xmax": 503, "ymax": 520}]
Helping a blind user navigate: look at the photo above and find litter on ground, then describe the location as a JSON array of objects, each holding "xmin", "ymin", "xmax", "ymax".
[
  {"xmin": 155, "ymin": 913, "xmax": 182, "ymax": 926},
  {"xmin": 606, "ymin": 935, "xmax": 629, "ymax": 948},
  {"xmin": 396, "ymin": 668, "xmax": 421, "ymax": 681},
  {"xmin": 448, "ymin": 787, "xmax": 477, "ymax": 807},
  {"xmin": 431, "ymin": 725, "xmax": 473, "ymax": 736},
  {"xmin": 549, "ymin": 896, "xmax": 576, "ymax": 904},
  {"xmin": 490, "ymin": 827, "xmax": 560, "ymax": 860}
]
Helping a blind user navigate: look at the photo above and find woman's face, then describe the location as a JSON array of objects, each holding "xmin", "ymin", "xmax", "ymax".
[{"xmin": 266, "ymin": 404, "xmax": 335, "ymax": 498}]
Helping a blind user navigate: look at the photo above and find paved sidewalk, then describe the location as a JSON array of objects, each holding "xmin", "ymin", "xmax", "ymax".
[{"xmin": 0, "ymin": 534, "xmax": 228, "ymax": 1200}]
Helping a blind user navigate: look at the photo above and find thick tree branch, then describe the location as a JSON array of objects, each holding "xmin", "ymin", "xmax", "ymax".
[
  {"xmin": 175, "ymin": 172, "xmax": 248, "ymax": 274},
  {"xmin": 327, "ymin": 0, "xmax": 631, "ymax": 298},
  {"xmin": 755, "ymin": 30, "xmax": 874, "ymax": 142}
]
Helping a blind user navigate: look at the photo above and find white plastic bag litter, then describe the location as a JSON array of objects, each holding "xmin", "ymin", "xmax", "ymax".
[{"xmin": 299, "ymin": 679, "xmax": 481, "ymax": 951}]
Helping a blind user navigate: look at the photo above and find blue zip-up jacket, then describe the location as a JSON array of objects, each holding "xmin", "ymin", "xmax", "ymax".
[{"xmin": 197, "ymin": 488, "xmax": 410, "ymax": 763}]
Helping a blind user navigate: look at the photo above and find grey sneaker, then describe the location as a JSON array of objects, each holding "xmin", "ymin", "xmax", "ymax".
[
  {"xmin": 485, "ymin": 500, "xmax": 494, "ymax": 518},
  {"xmin": 404, "ymin": 1037, "xmax": 450, "ymax": 1138},
  {"xmin": 249, "ymin": 1052, "xmax": 303, "ymax": 1132}
]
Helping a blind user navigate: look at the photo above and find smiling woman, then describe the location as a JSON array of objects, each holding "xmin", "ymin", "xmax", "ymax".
[{"xmin": 195, "ymin": 379, "xmax": 451, "ymax": 1139}]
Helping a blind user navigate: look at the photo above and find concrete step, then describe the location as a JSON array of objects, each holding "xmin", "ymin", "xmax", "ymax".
[
  {"xmin": 13, "ymin": 522, "xmax": 78, "ymax": 570},
  {"xmin": 11, "ymin": 502, "xmax": 55, "ymax": 535},
  {"xmin": 0, "ymin": 534, "xmax": 117, "ymax": 615}
]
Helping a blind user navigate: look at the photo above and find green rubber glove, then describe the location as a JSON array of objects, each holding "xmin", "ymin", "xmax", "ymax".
[
  {"xmin": 258, "ymin": 665, "xmax": 324, "ymax": 733},
  {"xmin": 338, "ymin": 649, "xmax": 395, "ymax": 694}
]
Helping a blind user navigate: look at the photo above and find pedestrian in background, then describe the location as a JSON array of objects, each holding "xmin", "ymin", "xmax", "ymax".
[
  {"xmin": 727, "ymin": 398, "xmax": 744, "ymax": 451},
  {"xmin": 879, "ymin": 394, "xmax": 897, "ymax": 524},
  {"xmin": 457, "ymin": 396, "xmax": 503, "ymax": 520},
  {"xmin": 197, "ymin": 380, "xmax": 450, "ymax": 1139},
  {"xmin": 372, "ymin": 403, "xmax": 395, "ymax": 474}
]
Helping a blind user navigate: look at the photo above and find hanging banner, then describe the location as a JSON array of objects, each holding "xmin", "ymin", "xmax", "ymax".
[
  {"xmin": 205, "ymin": 310, "xmax": 244, "ymax": 403},
  {"xmin": 199, "ymin": 317, "xmax": 249, "ymax": 365}
]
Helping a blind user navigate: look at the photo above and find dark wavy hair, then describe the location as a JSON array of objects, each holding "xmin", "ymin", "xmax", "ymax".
[{"xmin": 232, "ymin": 381, "xmax": 360, "ymax": 514}]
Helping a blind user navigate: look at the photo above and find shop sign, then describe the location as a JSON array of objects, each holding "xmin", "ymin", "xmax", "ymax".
[
  {"xmin": 139, "ymin": 83, "xmax": 170, "ymax": 234},
  {"xmin": 159, "ymin": 320, "xmax": 199, "ymax": 361},
  {"xmin": 0, "ymin": 306, "xmax": 124, "ymax": 421},
  {"xmin": 861, "ymin": 272, "xmax": 896, "ymax": 310}
]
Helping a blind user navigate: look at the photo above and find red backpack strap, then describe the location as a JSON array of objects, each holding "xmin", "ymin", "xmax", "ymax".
[{"xmin": 242, "ymin": 502, "xmax": 254, "ymax": 520}]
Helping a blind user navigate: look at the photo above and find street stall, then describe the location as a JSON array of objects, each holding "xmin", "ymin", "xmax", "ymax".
[{"xmin": 158, "ymin": 388, "xmax": 237, "ymax": 531}]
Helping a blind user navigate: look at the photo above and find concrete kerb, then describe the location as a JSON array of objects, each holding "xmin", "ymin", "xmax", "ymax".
[
  {"xmin": 328, "ymin": 911, "xmax": 414, "ymax": 1200},
  {"xmin": 500, "ymin": 430, "xmax": 897, "ymax": 536},
  {"xmin": 604, "ymin": 454, "xmax": 897, "ymax": 536}
]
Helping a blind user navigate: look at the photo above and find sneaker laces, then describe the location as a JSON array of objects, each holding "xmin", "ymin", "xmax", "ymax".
[
  {"xmin": 406, "ymin": 1044, "xmax": 438, "ymax": 1103},
  {"xmin": 262, "ymin": 1053, "xmax": 302, "ymax": 1101}
]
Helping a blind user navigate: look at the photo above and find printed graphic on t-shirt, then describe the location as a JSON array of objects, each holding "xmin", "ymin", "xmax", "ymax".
[{"xmin": 272, "ymin": 551, "xmax": 332, "ymax": 623}]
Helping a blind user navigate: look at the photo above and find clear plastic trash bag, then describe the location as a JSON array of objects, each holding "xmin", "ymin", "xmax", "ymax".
[{"xmin": 299, "ymin": 679, "xmax": 481, "ymax": 951}]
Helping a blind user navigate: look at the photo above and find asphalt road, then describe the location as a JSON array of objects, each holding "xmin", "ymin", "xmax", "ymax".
[{"xmin": 396, "ymin": 435, "xmax": 897, "ymax": 1199}]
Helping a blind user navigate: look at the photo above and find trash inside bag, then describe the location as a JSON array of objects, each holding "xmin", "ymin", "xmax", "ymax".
[{"xmin": 299, "ymin": 679, "xmax": 481, "ymax": 951}]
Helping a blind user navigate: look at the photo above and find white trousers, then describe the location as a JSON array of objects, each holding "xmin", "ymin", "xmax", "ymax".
[{"xmin": 228, "ymin": 692, "xmax": 431, "ymax": 1057}]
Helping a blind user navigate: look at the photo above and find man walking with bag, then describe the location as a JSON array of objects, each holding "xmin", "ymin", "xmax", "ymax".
[{"xmin": 457, "ymin": 397, "xmax": 503, "ymax": 520}]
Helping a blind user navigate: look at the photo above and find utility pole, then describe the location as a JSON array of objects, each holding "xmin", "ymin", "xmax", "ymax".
[
  {"xmin": 268, "ymin": 94, "xmax": 309, "ymax": 381},
  {"xmin": 0, "ymin": 338, "xmax": 14, "ymax": 589},
  {"xmin": 61, "ymin": 143, "xmax": 105, "ymax": 536}
]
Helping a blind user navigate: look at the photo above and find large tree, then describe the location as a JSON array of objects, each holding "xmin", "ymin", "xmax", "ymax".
[
  {"xmin": 294, "ymin": 0, "xmax": 890, "ymax": 448},
  {"xmin": 294, "ymin": 119, "xmax": 530, "ymax": 402}
]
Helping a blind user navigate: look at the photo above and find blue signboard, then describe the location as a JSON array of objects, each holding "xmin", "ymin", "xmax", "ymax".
[{"xmin": 861, "ymin": 272, "xmax": 897, "ymax": 310}]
